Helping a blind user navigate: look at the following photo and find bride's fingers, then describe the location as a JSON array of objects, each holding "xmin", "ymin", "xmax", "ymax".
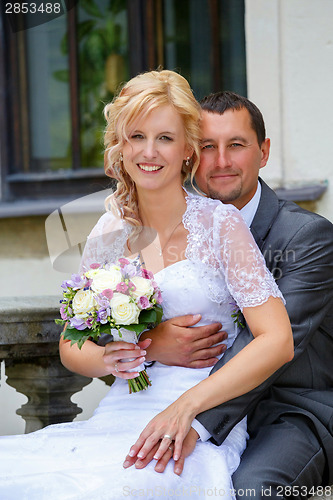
[
  {"xmin": 152, "ymin": 435, "xmax": 175, "ymax": 461},
  {"xmin": 154, "ymin": 444, "xmax": 174, "ymax": 473},
  {"xmin": 127, "ymin": 428, "xmax": 159, "ymax": 460}
]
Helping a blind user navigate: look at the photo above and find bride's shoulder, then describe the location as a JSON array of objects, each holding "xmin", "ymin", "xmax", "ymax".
[
  {"xmin": 185, "ymin": 191, "xmax": 241, "ymax": 219},
  {"xmin": 88, "ymin": 207, "xmax": 125, "ymax": 240}
]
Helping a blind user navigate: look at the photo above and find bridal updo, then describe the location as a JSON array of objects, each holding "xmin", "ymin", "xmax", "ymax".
[{"xmin": 103, "ymin": 69, "xmax": 201, "ymax": 226}]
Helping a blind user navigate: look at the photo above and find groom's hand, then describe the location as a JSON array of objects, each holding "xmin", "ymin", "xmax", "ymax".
[{"xmin": 141, "ymin": 315, "xmax": 227, "ymax": 368}]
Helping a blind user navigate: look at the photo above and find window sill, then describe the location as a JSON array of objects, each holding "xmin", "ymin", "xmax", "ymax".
[{"xmin": 274, "ymin": 182, "xmax": 328, "ymax": 201}]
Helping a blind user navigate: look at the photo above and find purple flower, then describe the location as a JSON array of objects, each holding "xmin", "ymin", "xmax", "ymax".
[
  {"xmin": 116, "ymin": 282, "xmax": 128, "ymax": 293},
  {"xmin": 69, "ymin": 316, "xmax": 87, "ymax": 330},
  {"xmin": 122, "ymin": 264, "xmax": 137, "ymax": 277},
  {"xmin": 96, "ymin": 294, "xmax": 110, "ymax": 308},
  {"xmin": 60, "ymin": 305, "xmax": 68, "ymax": 320},
  {"xmin": 85, "ymin": 316, "xmax": 94, "ymax": 328},
  {"xmin": 64, "ymin": 273, "xmax": 87, "ymax": 290},
  {"xmin": 97, "ymin": 308, "xmax": 109, "ymax": 324},
  {"xmin": 137, "ymin": 296, "xmax": 150, "ymax": 310}
]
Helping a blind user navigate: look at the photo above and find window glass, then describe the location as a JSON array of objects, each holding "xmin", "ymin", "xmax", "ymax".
[
  {"xmin": 78, "ymin": 0, "xmax": 129, "ymax": 168},
  {"xmin": 26, "ymin": 15, "xmax": 71, "ymax": 172},
  {"xmin": 162, "ymin": 0, "xmax": 246, "ymax": 100}
]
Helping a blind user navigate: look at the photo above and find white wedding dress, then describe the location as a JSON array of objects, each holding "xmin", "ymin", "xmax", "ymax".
[{"xmin": 0, "ymin": 194, "xmax": 283, "ymax": 500}]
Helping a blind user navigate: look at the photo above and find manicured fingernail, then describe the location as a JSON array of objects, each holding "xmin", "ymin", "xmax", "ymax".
[
  {"xmin": 123, "ymin": 460, "xmax": 131, "ymax": 468},
  {"xmin": 174, "ymin": 454, "xmax": 179, "ymax": 461},
  {"xmin": 193, "ymin": 314, "xmax": 201, "ymax": 320},
  {"xmin": 137, "ymin": 452, "xmax": 144, "ymax": 458},
  {"xmin": 141, "ymin": 350, "xmax": 146, "ymax": 355},
  {"xmin": 175, "ymin": 467, "xmax": 181, "ymax": 475},
  {"xmin": 135, "ymin": 345, "xmax": 140, "ymax": 349},
  {"xmin": 129, "ymin": 449, "xmax": 135, "ymax": 457},
  {"xmin": 153, "ymin": 454, "xmax": 159, "ymax": 460}
]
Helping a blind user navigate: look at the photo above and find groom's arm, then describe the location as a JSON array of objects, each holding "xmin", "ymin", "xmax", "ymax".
[{"xmin": 196, "ymin": 216, "xmax": 333, "ymax": 444}]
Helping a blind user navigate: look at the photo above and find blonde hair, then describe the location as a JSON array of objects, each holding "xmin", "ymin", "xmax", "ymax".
[{"xmin": 104, "ymin": 69, "xmax": 201, "ymax": 226}]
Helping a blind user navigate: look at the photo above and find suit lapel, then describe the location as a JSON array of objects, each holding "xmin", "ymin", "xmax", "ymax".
[{"xmin": 250, "ymin": 179, "xmax": 281, "ymax": 250}]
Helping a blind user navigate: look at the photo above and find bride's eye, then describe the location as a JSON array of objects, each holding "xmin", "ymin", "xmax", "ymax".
[
  {"xmin": 159, "ymin": 135, "xmax": 173, "ymax": 141},
  {"xmin": 131, "ymin": 134, "xmax": 144, "ymax": 140}
]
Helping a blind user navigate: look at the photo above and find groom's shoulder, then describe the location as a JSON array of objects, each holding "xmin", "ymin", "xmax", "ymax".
[{"xmin": 264, "ymin": 191, "xmax": 333, "ymax": 244}]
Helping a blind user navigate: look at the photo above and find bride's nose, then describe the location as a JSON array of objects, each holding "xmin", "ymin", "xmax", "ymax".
[{"xmin": 143, "ymin": 139, "xmax": 158, "ymax": 159}]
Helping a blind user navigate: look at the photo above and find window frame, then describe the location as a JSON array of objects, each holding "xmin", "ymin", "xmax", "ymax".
[{"xmin": 0, "ymin": 0, "xmax": 245, "ymax": 204}]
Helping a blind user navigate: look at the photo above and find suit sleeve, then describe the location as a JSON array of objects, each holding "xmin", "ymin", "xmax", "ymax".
[{"xmin": 196, "ymin": 215, "xmax": 333, "ymax": 445}]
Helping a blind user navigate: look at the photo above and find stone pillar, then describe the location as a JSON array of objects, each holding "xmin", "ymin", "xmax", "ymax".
[
  {"xmin": 5, "ymin": 356, "xmax": 92, "ymax": 433},
  {"xmin": 0, "ymin": 296, "xmax": 92, "ymax": 433}
]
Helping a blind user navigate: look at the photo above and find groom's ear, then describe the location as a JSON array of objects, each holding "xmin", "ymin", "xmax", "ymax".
[{"xmin": 260, "ymin": 138, "xmax": 270, "ymax": 168}]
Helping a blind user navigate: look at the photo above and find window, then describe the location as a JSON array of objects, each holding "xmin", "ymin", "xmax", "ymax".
[{"xmin": 0, "ymin": 0, "xmax": 246, "ymax": 203}]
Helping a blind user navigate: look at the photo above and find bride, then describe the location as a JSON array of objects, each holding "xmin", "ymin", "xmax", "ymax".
[{"xmin": 0, "ymin": 70, "xmax": 293, "ymax": 499}]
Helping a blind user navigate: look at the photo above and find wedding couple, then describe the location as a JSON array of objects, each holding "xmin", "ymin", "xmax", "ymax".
[{"xmin": 1, "ymin": 70, "xmax": 332, "ymax": 500}]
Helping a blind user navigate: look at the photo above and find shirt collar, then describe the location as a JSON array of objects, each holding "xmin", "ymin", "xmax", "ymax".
[{"xmin": 240, "ymin": 181, "xmax": 261, "ymax": 227}]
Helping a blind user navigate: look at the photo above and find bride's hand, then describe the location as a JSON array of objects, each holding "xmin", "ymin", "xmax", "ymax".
[
  {"xmin": 123, "ymin": 427, "xmax": 199, "ymax": 475},
  {"xmin": 125, "ymin": 396, "xmax": 196, "ymax": 462},
  {"xmin": 103, "ymin": 338, "xmax": 152, "ymax": 379}
]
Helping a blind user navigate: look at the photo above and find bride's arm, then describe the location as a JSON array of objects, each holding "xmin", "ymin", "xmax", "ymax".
[{"xmin": 126, "ymin": 295, "xmax": 293, "ymax": 465}]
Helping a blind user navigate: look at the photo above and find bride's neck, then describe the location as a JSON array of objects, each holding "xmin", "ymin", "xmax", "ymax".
[{"xmin": 137, "ymin": 186, "xmax": 186, "ymax": 232}]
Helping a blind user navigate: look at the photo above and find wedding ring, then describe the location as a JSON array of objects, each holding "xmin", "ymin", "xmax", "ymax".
[
  {"xmin": 115, "ymin": 363, "xmax": 119, "ymax": 373},
  {"xmin": 168, "ymin": 446, "xmax": 173, "ymax": 451},
  {"xmin": 163, "ymin": 434, "xmax": 173, "ymax": 441}
]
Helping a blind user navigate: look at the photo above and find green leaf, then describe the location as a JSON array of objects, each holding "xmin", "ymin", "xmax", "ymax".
[
  {"xmin": 77, "ymin": 20, "xmax": 97, "ymax": 43},
  {"xmin": 79, "ymin": 0, "xmax": 103, "ymax": 18},
  {"xmin": 139, "ymin": 309, "xmax": 158, "ymax": 324},
  {"xmin": 119, "ymin": 324, "xmax": 146, "ymax": 335}
]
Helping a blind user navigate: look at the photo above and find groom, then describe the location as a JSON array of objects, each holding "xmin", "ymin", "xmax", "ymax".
[{"xmin": 126, "ymin": 91, "xmax": 333, "ymax": 498}]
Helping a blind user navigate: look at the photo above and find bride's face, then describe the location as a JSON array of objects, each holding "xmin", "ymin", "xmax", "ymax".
[{"xmin": 121, "ymin": 105, "xmax": 190, "ymax": 192}]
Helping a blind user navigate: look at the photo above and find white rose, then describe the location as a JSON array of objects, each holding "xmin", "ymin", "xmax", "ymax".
[
  {"xmin": 91, "ymin": 267, "xmax": 123, "ymax": 294},
  {"xmin": 130, "ymin": 276, "xmax": 154, "ymax": 299},
  {"xmin": 85, "ymin": 268, "xmax": 100, "ymax": 279},
  {"xmin": 72, "ymin": 289, "xmax": 96, "ymax": 318},
  {"xmin": 110, "ymin": 293, "xmax": 140, "ymax": 325}
]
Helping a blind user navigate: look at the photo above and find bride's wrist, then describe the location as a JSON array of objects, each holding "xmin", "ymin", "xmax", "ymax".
[{"xmin": 178, "ymin": 391, "xmax": 200, "ymax": 420}]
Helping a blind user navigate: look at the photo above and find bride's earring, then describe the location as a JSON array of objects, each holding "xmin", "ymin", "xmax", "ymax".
[
  {"xmin": 185, "ymin": 157, "xmax": 190, "ymax": 167},
  {"xmin": 119, "ymin": 152, "xmax": 123, "ymax": 162}
]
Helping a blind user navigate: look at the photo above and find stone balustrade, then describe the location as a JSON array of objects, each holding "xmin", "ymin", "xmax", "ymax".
[{"xmin": 0, "ymin": 296, "xmax": 93, "ymax": 433}]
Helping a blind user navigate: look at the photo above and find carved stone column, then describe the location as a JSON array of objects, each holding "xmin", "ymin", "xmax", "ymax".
[
  {"xmin": 0, "ymin": 296, "xmax": 92, "ymax": 433},
  {"xmin": 5, "ymin": 356, "xmax": 92, "ymax": 433}
]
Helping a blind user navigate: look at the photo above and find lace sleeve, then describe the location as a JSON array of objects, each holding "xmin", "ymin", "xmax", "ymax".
[
  {"xmin": 213, "ymin": 203, "xmax": 284, "ymax": 310},
  {"xmin": 79, "ymin": 211, "xmax": 130, "ymax": 273}
]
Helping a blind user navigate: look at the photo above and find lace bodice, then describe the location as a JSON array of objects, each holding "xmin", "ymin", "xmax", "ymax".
[{"xmin": 81, "ymin": 192, "xmax": 283, "ymax": 312}]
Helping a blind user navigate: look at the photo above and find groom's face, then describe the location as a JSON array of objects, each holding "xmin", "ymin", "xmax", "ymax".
[{"xmin": 196, "ymin": 109, "xmax": 270, "ymax": 210}]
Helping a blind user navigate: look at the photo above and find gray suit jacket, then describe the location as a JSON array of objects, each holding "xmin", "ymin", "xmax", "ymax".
[{"xmin": 196, "ymin": 179, "xmax": 333, "ymax": 483}]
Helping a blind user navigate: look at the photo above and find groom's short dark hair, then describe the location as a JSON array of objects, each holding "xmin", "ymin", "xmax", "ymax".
[{"xmin": 200, "ymin": 91, "xmax": 266, "ymax": 146}]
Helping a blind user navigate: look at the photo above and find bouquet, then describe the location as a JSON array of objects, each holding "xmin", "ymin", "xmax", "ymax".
[{"xmin": 56, "ymin": 257, "xmax": 163, "ymax": 393}]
